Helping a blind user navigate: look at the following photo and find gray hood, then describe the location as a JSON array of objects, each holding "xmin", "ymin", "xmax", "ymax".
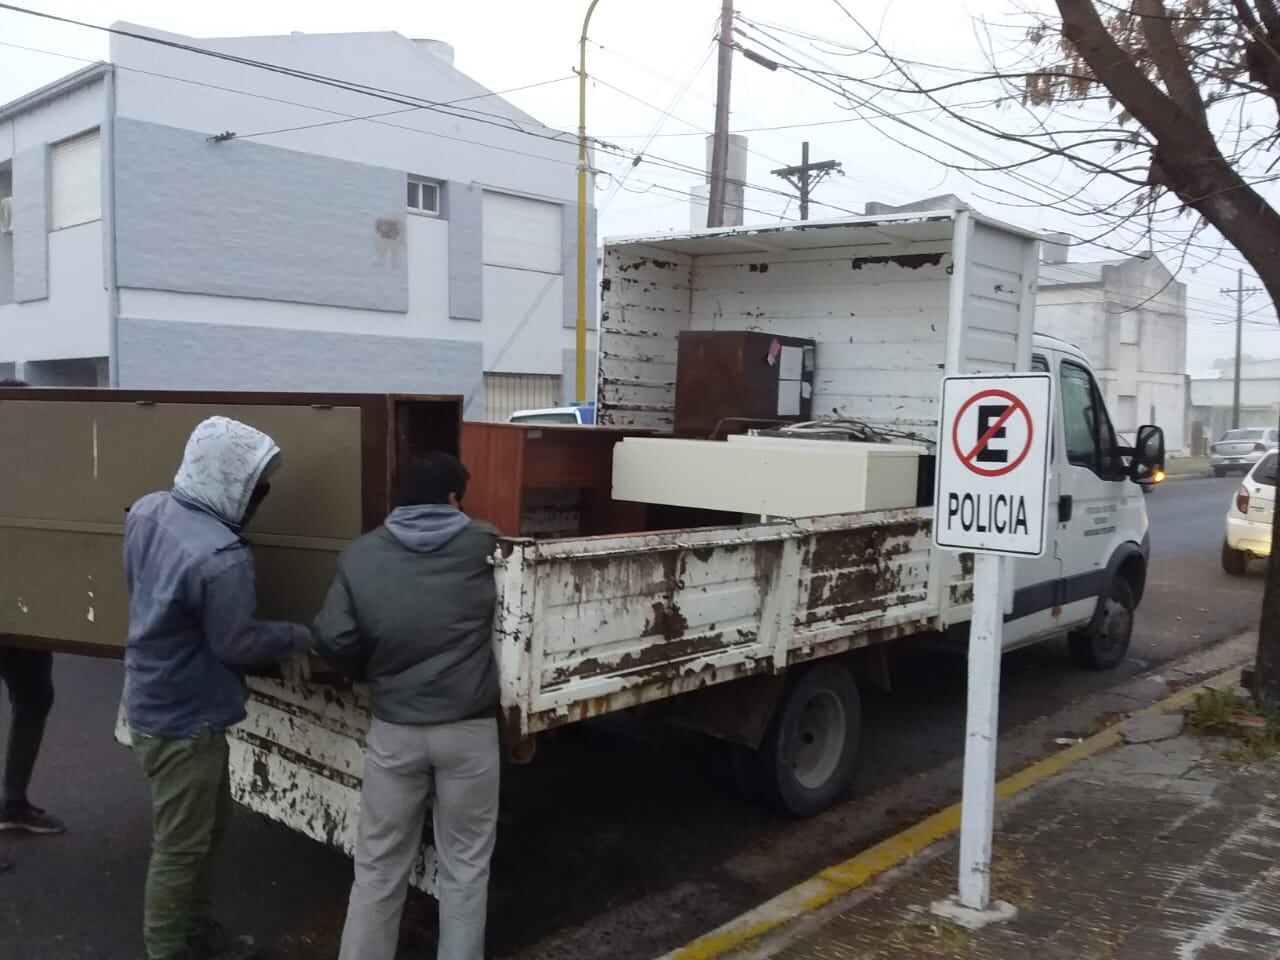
[
  {"xmin": 385, "ymin": 505, "xmax": 470, "ymax": 553},
  {"xmin": 172, "ymin": 416, "xmax": 281, "ymax": 527}
]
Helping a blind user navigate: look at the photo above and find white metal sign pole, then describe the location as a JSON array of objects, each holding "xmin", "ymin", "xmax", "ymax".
[
  {"xmin": 957, "ymin": 551, "xmax": 1003, "ymax": 910},
  {"xmin": 932, "ymin": 373, "xmax": 1050, "ymax": 929}
]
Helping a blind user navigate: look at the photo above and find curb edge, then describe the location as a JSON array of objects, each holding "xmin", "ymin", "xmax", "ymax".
[{"xmin": 658, "ymin": 661, "xmax": 1247, "ymax": 960}]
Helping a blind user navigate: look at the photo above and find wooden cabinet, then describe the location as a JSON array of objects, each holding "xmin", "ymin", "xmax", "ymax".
[
  {"xmin": 461, "ymin": 423, "xmax": 648, "ymax": 537},
  {"xmin": 674, "ymin": 330, "xmax": 817, "ymax": 437}
]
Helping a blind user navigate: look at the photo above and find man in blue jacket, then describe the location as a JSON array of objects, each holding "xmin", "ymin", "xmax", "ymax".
[
  {"xmin": 123, "ymin": 416, "xmax": 313, "ymax": 960},
  {"xmin": 314, "ymin": 452, "xmax": 500, "ymax": 960}
]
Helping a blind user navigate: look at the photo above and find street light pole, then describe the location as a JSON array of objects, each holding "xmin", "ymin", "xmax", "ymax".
[{"xmin": 575, "ymin": 0, "xmax": 602, "ymax": 404}]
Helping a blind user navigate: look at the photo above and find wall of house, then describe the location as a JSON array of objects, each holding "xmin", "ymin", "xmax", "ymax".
[
  {"xmin": 0, "ymin": 75, "xmax": 109, "ymax": 373},
  {"xmin": 1036, "ymin": 257, "xmax": 1188, "ymax": 451},
  {"xmin": 117, "ymin": 317, "xmax": 485, "ymax": 418},
  {"xmin": 1034, "ymin": 288, "xmax": 1108, "ymax": 364},
  {"xmin": 106, "ymin": 26, "xmax": 593, "ymax": 404}
]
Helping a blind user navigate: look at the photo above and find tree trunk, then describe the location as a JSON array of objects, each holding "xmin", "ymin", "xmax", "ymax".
[
  {"xmin": 1257, "ymin": 420, "xmax": 1280, "ymax": 707},
  {"xmin": 1053, "ymin": 0, "xmax": 1280, "ymax": 707}
]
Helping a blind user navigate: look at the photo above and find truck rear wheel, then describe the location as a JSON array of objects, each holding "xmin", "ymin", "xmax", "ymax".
[
  {"xmin": 1068, "ymin": 577, "xmax": 1134, "ymax": 670},
  {"xmin": 736, "ymin": 662, "xmax": 861, "ymax": 817}
]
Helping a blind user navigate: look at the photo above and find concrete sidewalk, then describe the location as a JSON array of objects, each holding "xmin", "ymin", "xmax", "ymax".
[{"xmin": 756, "ymin": 704, "xmax": 1280, "ymax": 959}]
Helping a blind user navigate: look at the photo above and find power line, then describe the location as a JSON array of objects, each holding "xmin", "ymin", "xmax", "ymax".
[
  {"xmin": 232, "ymin": 75, "xmax": 577, "ymax": 141},
  {"xmin": 0, "ymin": 32, "xmax": 793, "ymax": 220},
  {"xmin": 0, "ymin": 6, "xmax": 850, "ymax": 220},
  {"xmin": 0, "ymin": 3, "xmax": 572, "ymax": 138},
  {"xmin": 598, "ymin": 39, "xmax": 717, "ymax": 214}
]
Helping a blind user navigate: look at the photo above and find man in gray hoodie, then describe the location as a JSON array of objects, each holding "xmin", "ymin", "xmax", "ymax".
[
  {"xmin": 314, "ymin": 452, "xmax": 500, "ymax": 960},
  {"xmin": 124, "ymin": 416, "xmax": 313, "ymax": 960}
]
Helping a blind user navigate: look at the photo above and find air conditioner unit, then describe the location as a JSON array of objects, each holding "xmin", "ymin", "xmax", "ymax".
[{"xmin": 0, "ymin": 197, "xmax": 12, "ymax": 234}]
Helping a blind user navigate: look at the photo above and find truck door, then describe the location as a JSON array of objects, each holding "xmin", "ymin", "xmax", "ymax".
[
  {"xmin": 1054, "ymin": 356, "xmax": 1133, "ymax": 629},
  {"xmin": 1004, "ymin": 351, "xmax": 1064, "ymax": 648}
]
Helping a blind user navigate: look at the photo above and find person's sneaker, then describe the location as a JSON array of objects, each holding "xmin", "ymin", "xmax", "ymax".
[
  {"xmin": 188, "ymin": 921, "xmax": 258, "ymax": 960},
  {"xmin": 0, "ymin": 805, "xmax": 65, "ymax": 834}
]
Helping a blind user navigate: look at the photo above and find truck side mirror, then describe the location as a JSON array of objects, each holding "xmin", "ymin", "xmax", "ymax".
[{"xmin": 1130, "ymin": 424, "xmax": 1165, "ymax": 484}]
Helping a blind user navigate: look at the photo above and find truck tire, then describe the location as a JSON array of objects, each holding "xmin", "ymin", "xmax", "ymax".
[
  {"xmin": 1068, "ymin": 577, "xmax": 1135, "ymax": 671},
  {"xmin": 1222, "ymin": 540, "xmax": 1249, "ymax": 576},
  {"xmin": 745, "ymin": 662, "xmax": 861, "ymax": 817}
]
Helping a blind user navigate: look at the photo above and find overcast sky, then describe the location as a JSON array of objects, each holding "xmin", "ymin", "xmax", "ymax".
[{"xmin": 3, "ymin": 0, "xmax": 1278, "ymax": 377}]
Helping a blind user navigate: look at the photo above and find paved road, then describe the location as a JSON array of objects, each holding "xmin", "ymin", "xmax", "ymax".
[{"xmin": 0, "ymin": 477, "xmax": 1262, "ymax": 959}]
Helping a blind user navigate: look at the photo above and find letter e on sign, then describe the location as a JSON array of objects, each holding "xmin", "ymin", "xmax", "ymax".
[{"xmin": 934, "ymin": 374, "xmax": 1052, "ymax": 557}]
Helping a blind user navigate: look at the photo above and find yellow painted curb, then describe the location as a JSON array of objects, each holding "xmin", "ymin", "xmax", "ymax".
[{"xmin": 660, "ymin": 663, "xmax": 1245, "ymax": 960}]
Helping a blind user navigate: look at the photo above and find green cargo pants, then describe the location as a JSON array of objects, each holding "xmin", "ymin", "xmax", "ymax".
[{"xmin": 130, "ymin": 726, "xmax": 233, "ymax": 960}]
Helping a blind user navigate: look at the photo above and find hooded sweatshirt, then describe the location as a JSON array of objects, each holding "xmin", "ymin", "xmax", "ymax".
[
  {"xmin": 123, "ymin": 417, "xmax": 311, "ymax": 737},
  {"xmin": 312, "ymin": 504, "xmax": 500, "ymax": 726}
]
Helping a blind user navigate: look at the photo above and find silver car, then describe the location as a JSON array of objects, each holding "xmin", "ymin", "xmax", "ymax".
[{"xmin": 1211, "ymin": 427, "xmax": 1280, "ymax": 477}]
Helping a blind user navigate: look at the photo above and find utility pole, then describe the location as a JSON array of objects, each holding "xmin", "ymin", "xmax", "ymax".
[
  {"xmin": 707, "ymin": 0, "xmax": 734, "ymax": 229},
  {"xmin": 771, "ymin": 141, "xmax": 842, "ymax": 221},
  {"xmin": 1222, "ymin": 268, "xmax": 1261, "ymax": 429}
]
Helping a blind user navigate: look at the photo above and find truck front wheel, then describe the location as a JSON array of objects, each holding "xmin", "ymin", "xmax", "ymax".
[
  {"xmin": 736, "ymin": 662, "xmax": 861, "ymax": 817},
  {"xmin": 1068, "ymin": 577, "xmax": 1135, "ymax": 670}
]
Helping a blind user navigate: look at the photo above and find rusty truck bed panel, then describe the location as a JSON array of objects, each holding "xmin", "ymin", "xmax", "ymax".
[
  {"xmin": 495, "ymin": 507, "xmax": 970, "ymax": 737},
  {"xmin": 127, "ymin": 507, "xmax": 966, "ymax": 895}
]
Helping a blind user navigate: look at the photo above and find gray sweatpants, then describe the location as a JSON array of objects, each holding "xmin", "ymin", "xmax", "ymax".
[{"xmin": 339, "ymin": 716, "xmax": 500, "ymax": 960}]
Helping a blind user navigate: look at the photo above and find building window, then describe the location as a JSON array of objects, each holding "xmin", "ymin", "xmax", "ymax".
[
  {"xmin": 407, "ymin": 177, "xmax": 440, "ymax": 216},
  {"xmin": 482, "ymin": 191, "xmax": 562, "ymax": 274},
  {"xmin": 50, "ymin": 130, "xmax": 101, "ymax": 230}
]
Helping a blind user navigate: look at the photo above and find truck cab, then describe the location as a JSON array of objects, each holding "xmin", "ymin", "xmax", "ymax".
[{"xmin": 1003, "ymin": 334, "xmax": 1157, "ymax": 665}]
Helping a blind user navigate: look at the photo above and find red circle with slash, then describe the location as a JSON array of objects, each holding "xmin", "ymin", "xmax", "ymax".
[{"xmin": 951, "ymin": 389, "xmax": 1033, "ymax": 478}]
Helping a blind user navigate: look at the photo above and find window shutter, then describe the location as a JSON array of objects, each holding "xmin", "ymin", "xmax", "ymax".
[
  {"xmin": 50, "ymin": 130, "xmax": 101, "ymax": 230},
  {"xmin": 482, "ymin": 192, "xmax": 562, "ymax": 274}
]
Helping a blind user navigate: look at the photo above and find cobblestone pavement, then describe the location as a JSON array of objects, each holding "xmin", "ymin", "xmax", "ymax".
[{"xmin": 772, "ymin": 733, "xmax": 1280, "ymax": 960}]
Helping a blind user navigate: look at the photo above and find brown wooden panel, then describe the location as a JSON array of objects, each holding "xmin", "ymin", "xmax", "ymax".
[
  {"xmin": 520, "ymin": 428, "xmax": 622, "ymax": 488},
  {"xmin": 460, "ymin": 422, "xmax": 526, "ymax": 536},
  {"xmin": 460, "ymin": 423, "xmax": 652, "ymax": 537},
  {"xmin": 0, "ymin": 390, "xmax": 463, "ymax": 655}
]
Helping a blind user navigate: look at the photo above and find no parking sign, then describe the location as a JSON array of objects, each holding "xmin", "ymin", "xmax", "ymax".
[
  {"xmin": 934, "ymin": 374, "xmax": 1053, "ymax": 558},
  {"xmin": 930, "ymin": 371, "xmax": 1054, "ymax": 924}
]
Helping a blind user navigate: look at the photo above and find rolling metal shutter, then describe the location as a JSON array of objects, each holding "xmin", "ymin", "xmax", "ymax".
[
  {"xmin": 482, "ymin": 192, "xmax": 562, "ymax": 274},
  {"xmin": 50, "ymin": 130, "xmax": 101, "ymax": 230}
]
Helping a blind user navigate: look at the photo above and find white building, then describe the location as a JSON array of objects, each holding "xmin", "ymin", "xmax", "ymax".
[
  {"xmin": 0, "ymin": 25, "xmax": 597, "ymax": 420},
  {"xmin": 1036, "ymin": 250, "xmax": 1188, "ymax": 453},
  {"xmin": 1190, "ymin": 358, "xmax": 1280, "ymax": 445}
]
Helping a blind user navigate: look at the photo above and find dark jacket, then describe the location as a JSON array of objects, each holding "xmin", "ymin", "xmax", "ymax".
[
  {"xmin": 123, "ymin": 418, "xmax": 310, "ymax": 738},
  {"xmin": 312, "ymin": 505, "xmax": 500, "ymax": 726}
]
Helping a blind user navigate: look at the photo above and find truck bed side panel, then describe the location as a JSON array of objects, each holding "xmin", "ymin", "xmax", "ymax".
[{"xmin": 499, "ymin": 509, "xmax": 969, "ymax": 736}]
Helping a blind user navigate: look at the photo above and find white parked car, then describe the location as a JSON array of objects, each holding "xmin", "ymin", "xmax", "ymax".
[
  {"xmin": 1211, "ymin": 427, "xmax": 1280, "ymax": 477},
  {"xmin": 1223, "ymin": 449, "xmax": 1277, "ymax": 575},
  {"xmin": 509, "ymin": 404, "xmax": 595, "ymax": 426}
]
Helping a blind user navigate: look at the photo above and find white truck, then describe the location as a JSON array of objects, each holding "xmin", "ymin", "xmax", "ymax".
[
  {"xmin": 3, "ymin": 208, "xmax": 1164, "ymax": 893},
  {"xmin": 209, "ymin": 209, "xmax": 1163, "ymax": 889}
]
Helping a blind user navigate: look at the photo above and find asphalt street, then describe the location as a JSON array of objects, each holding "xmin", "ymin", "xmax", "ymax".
[{"xmin": 0, "ymin": 475, "xmax": 1262, "ymax": 960}]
